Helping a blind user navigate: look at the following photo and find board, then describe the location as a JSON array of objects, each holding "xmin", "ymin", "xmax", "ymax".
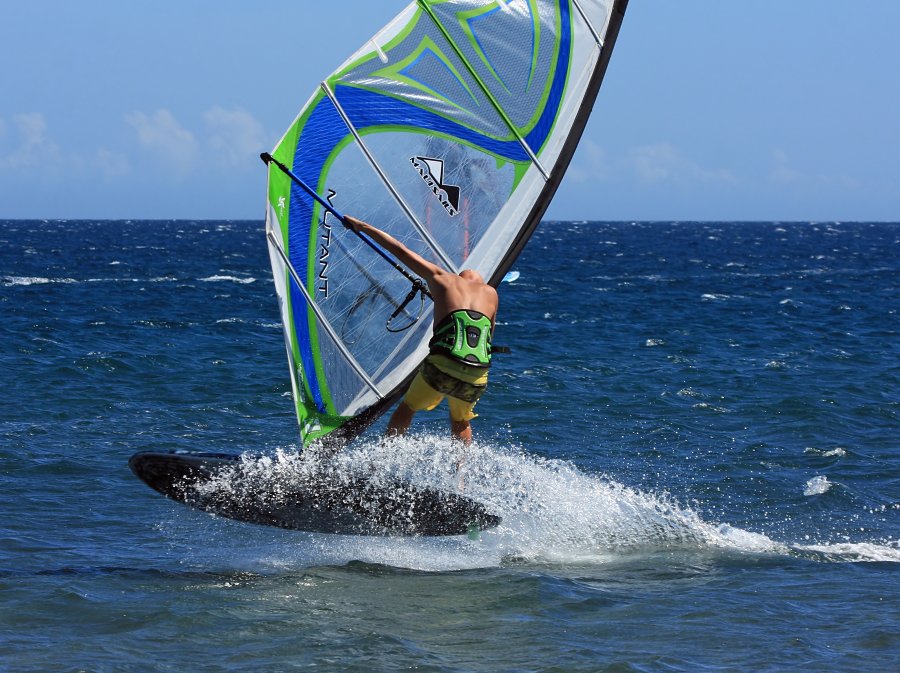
[{"xmin": 129, "ymin": 451, "xmax": 500, "ymax": 537}]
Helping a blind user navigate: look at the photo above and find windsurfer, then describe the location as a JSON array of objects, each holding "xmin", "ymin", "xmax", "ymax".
[{"xmin": 343, "ymin": 216, "xmax": 498, "ymax": 446}]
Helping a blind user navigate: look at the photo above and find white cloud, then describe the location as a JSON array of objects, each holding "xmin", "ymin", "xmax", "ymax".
[
  {"xmin": 126, "ymin": 109, "xmax": 199, "ymax": 174},
  {"xmin": 768, "ymin": 148, "xmax": 859, "ymax": 190},
  {"xmin": 204, "ymin": 106, "xmax": 266, "ymax": 167},
  {"xmin": 567, "ymin": 139, "xmax": 610, "ymax": 183},
  {"xmin": 630, "ymin": 142, "xmax": 678, "ymax": 182},
  {"xmin": 769, "ymin": 149, "xmax": 802, "ymax": 184},
  {"xmin": 566, "ymin": 141, "xmax": 737, "ymax": 187},
  {"xmin": 0, "ymin": 113, "xmax": 131, "ymax": 181},
  {"xmin": 0, "ymin": 112, "xmax": 62, "ymax": 171},
  {"xmin": 628, "ymin": 142, "xmax": 736, "ymax": 185},
  {"xmin": 93, "ymin": 148, "xmax": 131, "ymax": 179},
  {"xmin": 124, "ymin": 106, "xmax": 268, "ymax": 177}
]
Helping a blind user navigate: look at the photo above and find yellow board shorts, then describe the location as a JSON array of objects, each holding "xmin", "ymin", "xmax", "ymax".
[{"xmin": 402, "ymin": 354, "xmax": 490, "ymax": 422}]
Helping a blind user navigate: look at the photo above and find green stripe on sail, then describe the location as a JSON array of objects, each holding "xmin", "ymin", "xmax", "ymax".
[
  {"xmin": 330, "ymin": 7, "xmax": 425, "ymax": 83},
  {"xmin": 301, "ymin": 410, "xmax": 351, "ymax": 447},
  {"xmin": 370, "ymin": 34, "xmax": 479, "ymax": 111},
  {"xmin": 301, "ymin": 129, "xmax": 361, "ymax": 420},
  {"xmin": 271, "ymin": 106, "xmax": 318, "ymax": 422},
  {"xmin": 456, "ymin": 2, "xmax": 513, "ymax": 94},
  {"xmin": 527, "ymin": 0, "xmax": 541, "ymax": 91},
  {"xmin": 269, "ymin": 91, "xmax": 352, "ymax": 439}
]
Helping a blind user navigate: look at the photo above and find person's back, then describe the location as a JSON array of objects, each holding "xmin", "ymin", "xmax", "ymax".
[
  {"xmin": 342, "ymin": 215, "xmax": 500, "ymax": 446},
  {"xmin": 429, "ymin": 269, "xmax": 498, "ymax": 331}
]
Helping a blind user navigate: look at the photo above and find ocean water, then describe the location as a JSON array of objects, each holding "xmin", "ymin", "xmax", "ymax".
[{"xmin": 1, "ymin": 219, "xmax": 897, "ymax": 672}]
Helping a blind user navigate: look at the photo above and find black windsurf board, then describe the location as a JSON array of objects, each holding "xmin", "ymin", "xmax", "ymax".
[{"xmin": 129, "ymin": 451, "xmax": 500, "ymax": 537}]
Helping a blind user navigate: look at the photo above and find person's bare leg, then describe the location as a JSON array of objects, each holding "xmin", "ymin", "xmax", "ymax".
[
  {"xmin": 450, "ymin": 419, "xmax": 472, "ymax": 445},
  {"xmin": 386, "ymin": 402, "xmax": 415, "ymax": 437},
  {"xmin": 450, "ymin": 418, "xmax": 471, "ymax": 489}
]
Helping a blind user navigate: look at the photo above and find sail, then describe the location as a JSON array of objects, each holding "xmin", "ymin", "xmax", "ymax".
[{"xmin": 264, "ymin": 0, "xmax": 628, "ymax": 448}]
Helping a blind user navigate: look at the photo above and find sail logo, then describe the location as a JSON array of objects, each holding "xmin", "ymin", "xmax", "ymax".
[
  {"xmin": 318, "ymin": 189, "xmax": 337, "ymax": 298},
  {"xmin": 410, "ymin": 156, "xmax": 460, "ymax": 217}
]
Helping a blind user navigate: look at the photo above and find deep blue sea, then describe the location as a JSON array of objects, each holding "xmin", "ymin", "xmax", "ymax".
[{"xmin": 1, "ymin": 219, "xmax": 898, "ymax": 672}]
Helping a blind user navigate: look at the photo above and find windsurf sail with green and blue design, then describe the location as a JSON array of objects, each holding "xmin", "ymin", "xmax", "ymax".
[{"xmin": 263, "ymin": 0, "xmax": 628, "ymax": 449}]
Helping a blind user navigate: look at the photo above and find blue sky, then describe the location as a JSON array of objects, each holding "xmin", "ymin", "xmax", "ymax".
[{"xmin": 2, "ymin": 0, "xmax": 898, "ymax": 221}]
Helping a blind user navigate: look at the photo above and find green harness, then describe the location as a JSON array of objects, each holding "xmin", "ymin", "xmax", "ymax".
[{"xmin": 429, "ymin": 310, "xmax": 493, "ymax": 368}]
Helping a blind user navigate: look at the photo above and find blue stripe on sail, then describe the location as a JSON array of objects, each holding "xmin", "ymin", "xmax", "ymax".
[
  {"xmin": 329, "ymin": 0, "xmax": 571, "ymax": 157},
  {"xmin": 294, "ymin": 0, "xmax": 573, "ymax": 192},
  {"xmin": 289, "ymin": 100, "xmax": 351, "ymax": 414},
  {"xmin": 286, "ymin": 201, "xmax": 325, "ymax": 413},
  {"xmin": 334, "ymin": 88, "xmax": 529, "ymax": 160},
  {"xmin": 525, "ymin": 0, "xmax": 571, "ymax": 152}
]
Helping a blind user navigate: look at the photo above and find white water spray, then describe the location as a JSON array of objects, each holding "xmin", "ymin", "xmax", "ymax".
[{"xmin": 172, "ymin": 435, "xmax": 899, "ymax": 570}]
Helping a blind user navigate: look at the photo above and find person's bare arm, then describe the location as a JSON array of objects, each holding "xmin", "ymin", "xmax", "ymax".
[
  {"xmin": 343, "ymin": 215, "xmax": 446, "ymax": 281},
  {"xmin": 488, "ymin": 287, "xmax": 498, "ymax": 332}
]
